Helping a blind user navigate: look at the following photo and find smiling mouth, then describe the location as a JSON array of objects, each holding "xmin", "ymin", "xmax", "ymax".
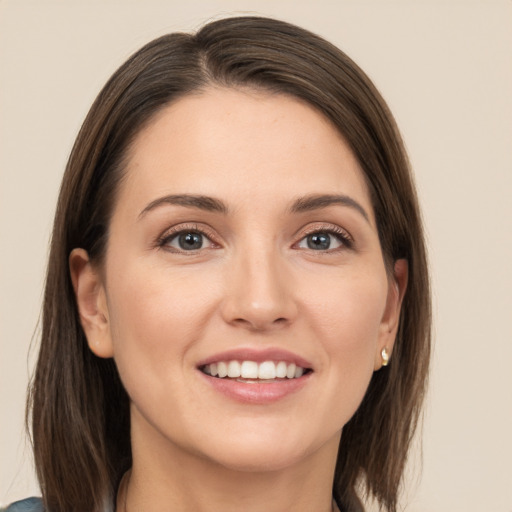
[{"xmin": 200, "ymin": 360, "xmax": 312, "ymax": 382}]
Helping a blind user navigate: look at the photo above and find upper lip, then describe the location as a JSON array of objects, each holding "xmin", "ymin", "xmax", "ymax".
[{"xmin": 196, "ymin": 347, "xmax": 313, "ymax": 370}]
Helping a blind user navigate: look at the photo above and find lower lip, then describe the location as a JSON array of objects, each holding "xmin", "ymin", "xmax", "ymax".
[{"xmin": 198, "ymin": 371, "xmax": 312, "ymax": 404}]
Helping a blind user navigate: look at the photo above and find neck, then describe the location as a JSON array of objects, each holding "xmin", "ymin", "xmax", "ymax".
[{"xmin": 119, "ymin": 410, "xmax": 341, "ymax": 512}]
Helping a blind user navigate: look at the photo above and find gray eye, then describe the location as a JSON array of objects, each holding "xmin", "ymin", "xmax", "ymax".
[
  {"xmin": 307, "ymin": 233, "xmax": 331, "ymax": 250},
  {"xmin": 172, "ymin": 232, "xmax": 204, "ymax": 250},
  {"xmin": 297, "ymin": 231, "xmax": 344, "ymax": 251}
]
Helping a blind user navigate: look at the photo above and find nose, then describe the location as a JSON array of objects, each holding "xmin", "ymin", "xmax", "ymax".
[{"xmin": 220, "ymin": 247, "xmax": 298, "ymax": 332}]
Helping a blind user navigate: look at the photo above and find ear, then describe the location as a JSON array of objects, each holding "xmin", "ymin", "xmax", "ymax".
[
  {"xmin": 69, "ymin": 248, "xmax": 114, "ymax": 358},
  {"xmin": 374, "ymin": 259, "xmax": 408, "ymax": 370}
]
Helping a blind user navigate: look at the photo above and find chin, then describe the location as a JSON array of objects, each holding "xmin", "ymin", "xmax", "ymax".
[
  {"xmin": 207, "ymin": 445, "xmax": 310, "ymax": 473},
  {"xmin": 196, "ymin": 426, "xmax": 337, "ymax": 474}
]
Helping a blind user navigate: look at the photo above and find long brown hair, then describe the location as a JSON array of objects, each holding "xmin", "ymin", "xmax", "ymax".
[{"xmin": 28, "ymin": 16, "xmax": 430, "ymax": 512}]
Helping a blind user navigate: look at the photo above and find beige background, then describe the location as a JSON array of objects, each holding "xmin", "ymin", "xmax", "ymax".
[{"xmin": 1, "ymin": 1, "xmax": 511, "ymax": 510}]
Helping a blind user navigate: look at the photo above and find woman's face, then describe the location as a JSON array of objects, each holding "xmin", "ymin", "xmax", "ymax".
[{"xmin": 73, "ymin": 88, "xmax": 405, "ymax": 473}]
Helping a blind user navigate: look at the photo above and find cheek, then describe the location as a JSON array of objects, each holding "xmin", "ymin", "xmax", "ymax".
[
  {"xmin": 307, "ymin": 268, "xmax": 387, "ymax": 345},
  {"xmin": 109, "ymin": 253, "xmax": 215, "ymax": 329},
  {"xmin": 303, "ymin": 269, "xmax": 388, "ymax": 412},
  {"xmin": 104, "ymin": 257, "xmax": 220, "ymax": 389}
]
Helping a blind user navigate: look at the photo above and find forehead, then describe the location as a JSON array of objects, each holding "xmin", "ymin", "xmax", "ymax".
[{"xmin": 119, "ymin": 87, "xmax": 373, "ymax": 219}]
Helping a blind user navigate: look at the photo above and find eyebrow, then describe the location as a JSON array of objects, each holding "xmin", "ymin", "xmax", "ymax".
[
  {"xmin": 138, "ymin": 192, "xmax": 370, "ymax": 223},
  {"xmin": 289, "ymin": 194, "xmax": 370, "ymax": 222},
  {"xmin": 138, "ymin": 194, "xmax": 228, "ymax": 219}
]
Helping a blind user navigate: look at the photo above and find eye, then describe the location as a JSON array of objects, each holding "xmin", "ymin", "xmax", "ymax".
[
  {"xmin": 173, "ymin": 232, "xmax": 204, "ymax": 250},
  {"xmin": 296, "ymin": 228, "xmax": 351, "ymax": 251},
  {"xmin": 159, "ymin": 229, "xmax": 216, "ymax": 252}
]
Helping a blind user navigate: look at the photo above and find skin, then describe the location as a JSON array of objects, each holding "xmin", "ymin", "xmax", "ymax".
[{"xmin": 70, "ymin": 87, "xmax": 407, "ymax": 512}]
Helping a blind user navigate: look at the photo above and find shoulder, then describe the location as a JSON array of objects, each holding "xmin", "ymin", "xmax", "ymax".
[{"xmin": 1, "ymin": 497, "xmax": 44, "ymax": 512}]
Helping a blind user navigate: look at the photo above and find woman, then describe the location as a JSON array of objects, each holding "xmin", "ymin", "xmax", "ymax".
[{"xmin": 7, "ymin": 15, "xmax": 430, "ymax": 512}]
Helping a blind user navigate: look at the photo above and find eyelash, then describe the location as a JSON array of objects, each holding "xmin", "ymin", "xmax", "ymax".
[
  {"xmin": 156, "ymin": 223, "xmax": 353, "ymax": 254},
  {"xmin": 156, "ymin": 223, "xmax": 219, "ymax": 253},
  {"xmin": 297, "ymin": 224, "xmax": 354, "ymax": 251}
]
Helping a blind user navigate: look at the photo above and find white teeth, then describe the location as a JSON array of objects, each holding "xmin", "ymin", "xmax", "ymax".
[
  {"xmin": 258, "ymin": 361, "xmax": 276, "ymax": 379},
  {"xmin": 202, "ymin": 360, "xmax": 307, "ymax": 380},
  {"xmin": 217, "ymin": 361, "xmax": 228, "ymax": 378},
  {"xmin": 276, "ymin": 361, "xmax": 287, "ymax": 378},
  {"xmin": 240, "ymin": 361, "xmax": 259, "ymax": 379},
  {"xmin": 227, "ymin": 361, "xmax": 241, "ymax": 378}
]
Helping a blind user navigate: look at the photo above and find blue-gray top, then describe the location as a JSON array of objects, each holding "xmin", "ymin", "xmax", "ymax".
[{"xmin": 1, "ymin": 498, "xmax": 44, "ymax": 512}]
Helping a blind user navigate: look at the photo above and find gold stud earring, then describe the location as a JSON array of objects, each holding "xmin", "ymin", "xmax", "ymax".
[{"xmin": 381, "ymin": 347, "xmax": 390, "ymax": 367}]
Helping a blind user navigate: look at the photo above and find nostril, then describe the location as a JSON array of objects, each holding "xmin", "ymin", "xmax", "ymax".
[{"xmin": 231, "ymin": 316, "xmax": 289, "ymax": 331}]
